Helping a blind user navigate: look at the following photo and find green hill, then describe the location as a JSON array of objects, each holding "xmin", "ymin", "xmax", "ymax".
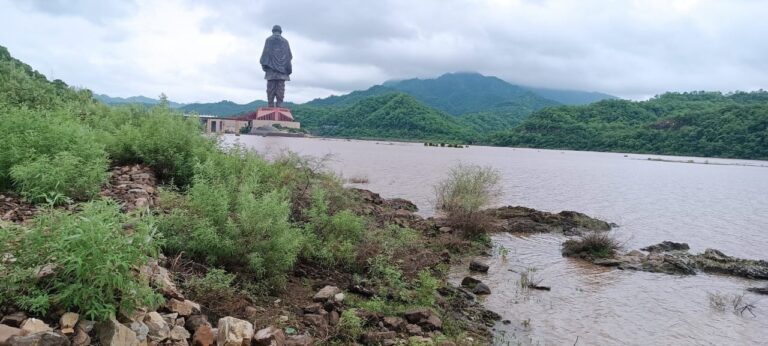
[
  {"xmin": 94, "ymin": 94, "xmax": 186, "ymax": 108},
  {"xmin": 180, "ymin": 99, "xmax": 268, "ymax": 116},
  {"xmin": 486, "ymin": 91, "xmax": 768, "ymax": 159},
  {"xmin": 525, "ymin": 87, "xmax": 617, "ymax": 105},
  {"xmin": 294, "ymin": 93, "xmax": 475, "ymax": 141}
]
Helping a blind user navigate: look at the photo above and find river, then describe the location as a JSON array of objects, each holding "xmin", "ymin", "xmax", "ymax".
[{"xmin": 224, "ymin": 135, "xmax": 768, "ymax": 345}]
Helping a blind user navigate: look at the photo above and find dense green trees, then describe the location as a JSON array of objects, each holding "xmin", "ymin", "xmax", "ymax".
[{"xmin": 487, "ymin": 91, "xmax": 768, "ymax": 159}]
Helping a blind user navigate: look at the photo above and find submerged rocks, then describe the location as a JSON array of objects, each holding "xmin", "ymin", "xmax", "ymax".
[
  {"xmin": 484, "ymin": 206, "xmax": 612, "ymax": 235},
  {"xmin": 469, "ymin": 260, "xmax": 489, "ymax": 273},
  {"xmin": 641, "ymin": 241, "xmax": 690, "ymax": 252},
  {"xmin": 404, "ymin": 309, "xmax": 442, "ymax": 331}
]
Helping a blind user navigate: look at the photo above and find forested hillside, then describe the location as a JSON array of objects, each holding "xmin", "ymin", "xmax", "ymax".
[{"xmin": 486, "ymin": 91, "xmax": 768, "ymax": 159}]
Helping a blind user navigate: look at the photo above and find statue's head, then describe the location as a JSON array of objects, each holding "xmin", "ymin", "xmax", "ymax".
[{"xmin": 272, "ymin": 25, "xmax": 282, "ymax": 34}]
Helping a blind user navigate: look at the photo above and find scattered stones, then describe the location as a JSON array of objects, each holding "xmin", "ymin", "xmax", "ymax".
[
  {"xmin": 216, "ymin": 317, "xmax": 253, "ymax": 346},
  {"xmin": 170, "ymin": 325, "xmax": 191, "ymax": 342},
  {"xmin": 59, "ymin": 313, "xmax": 78, "ymax": 334},
  {"xmin": 469, "ymin": 260, "xmax": 489, "ymax": 273},
  {"xmin": 185, "ymin": 315, "xmax": 210, "ymax": 333},
  {"xmin": 99, "ymin": 165, "xmax": 159, "ymax": 211},
  {"xmin": 405, "ymin": 323, "xmax": 423, "ymax": 336},
  {"xmin": 191, "ymin": 324, "xmax": 214, "ymax": 346},
  {"xmin": 252, "ymin": 326, "xmax": 285, "ymax": 346},
  {"xmin": 127, "ymin": 320, "xmax": 149, "ymax": 343},
  {"xmin": 472, "ymin": 283, "xmax": 491, "ymax": 295},
  {"xmin": 312, "ymin": 285, "xmax": 341, "ymax": 302},
  {"xmin": 404, "ymin": 309, "xmax": 442, "ymax": 331},
  {"xmin": 0, "ymin": 312, "xmax": 27, "ymax": 327},
  {"xmin": 167, "ymin": 299, "xmax": 201, "ymax": 317},
  {"xmin": 97, "ymin": 319, "xmax": 138, "ymax": 346},
  {"xmin": 382, "ymin": 316, "xmax": 406, "ymax": 332},
  {"xmin": 71, "ymin": 327, "xmax": 90, "ymax": 346},
  {"xmin": 7, "ymin": 331, "xmax": 71, "ymax": 346},
  {"xmin": 20, "ymin": 318, "xmax": 52, "ymax": 334},
  {"xmin": 140, "ymin": 259, "xmax": 183, "ymax": 299},
  {"xmin": 302, "ymin": 314, "xmax": 328, "ymax": 333},
  {"xmin": 0, "ymin": 324, "xmax": 26, "ymax": 344}
]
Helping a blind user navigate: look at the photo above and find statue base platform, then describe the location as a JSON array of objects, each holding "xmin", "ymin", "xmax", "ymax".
[{"xmin": 253, "ymin": 107, "xmax": 294, "ymax": 122}]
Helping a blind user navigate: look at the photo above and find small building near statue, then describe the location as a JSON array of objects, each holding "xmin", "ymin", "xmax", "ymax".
[{"xmin": 202, "ymin": 107, "xmax": 300, "ymax": 134}]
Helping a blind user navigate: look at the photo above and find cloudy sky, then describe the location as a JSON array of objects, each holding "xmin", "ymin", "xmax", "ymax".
[{"xmin": 1, "ymin": 0, "xmax": 766, "ymax": 103}]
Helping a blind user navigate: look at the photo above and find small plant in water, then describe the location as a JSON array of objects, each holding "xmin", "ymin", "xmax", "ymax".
[{"xmin": 707, "ymin": 292, "xmax": 757, "ymax": 317}]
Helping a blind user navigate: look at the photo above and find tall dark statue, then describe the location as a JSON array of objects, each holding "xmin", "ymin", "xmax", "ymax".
[{"xmin": 260, "ymin": 25, "xmax": 292, "ymax": 108}]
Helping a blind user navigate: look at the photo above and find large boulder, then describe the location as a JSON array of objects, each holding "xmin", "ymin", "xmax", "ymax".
[
  {"xmin": 641, "ymin": 241, "xmax": 690, "ymax": 253},
  {"xmin": 403, "ymin": 309, "xmax": 442, "ymax": 331},
  {"xmin": 252, "ymin": 326, "xmax": 285, "ymax": 346},
  {"xmin": 0, "ymin": 312, "xmax": 27, "ymax": 327},
  {"xmin": 216, "ymin": 317, "xmax": 253, "ymax": 346},
  {"xmin": 472, "ymin": 283, "xmax": 491, "ymax": 295},
  {"xmin": 20, "ymin": 319, "xmax": 52, "ymax": 334},
  {"xmin": 191, "ymin": 324, "xmax": 214, "ymax": 346},
  {"xmin": 96, "ymin": 319, "xmax": 138, "ymax": 346},
  {"xmin": 7, "ymin": 331, "xmax": 70, "ymax": 346},
  {"xmin": 469, "ymin": 260, "xmax": 489, "ymax": 273},
  {"xmin": 460, "ymin": 276, "xmax": 481, "ymax": 289},
  {"xmin": 312, "ymin": 286, "xmax": 341, "ymax": 302},
  {"xmin": 0, "ymin": 325, "xmax": 26, "ymax": 345},
  {"xmin": 144, "ymin": 311, "xmax": 171, "ymax": 342}
]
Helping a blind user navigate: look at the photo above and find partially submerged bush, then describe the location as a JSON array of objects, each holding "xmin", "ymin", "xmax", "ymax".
[
  {"xmin": 0, "ymin": 200, "xmax": 163, "ymax": 320},
  {"xmin": 435, "ymin": 164, "xmax": 502, "ymax": 236},
  {"xmin": 561, "ymin": 232, "xmax": 620, "ymax": 259}
]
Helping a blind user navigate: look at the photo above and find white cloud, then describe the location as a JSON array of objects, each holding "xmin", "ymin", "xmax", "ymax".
[{"xmin": 1, "ymin": 0, "xmax": 766, "ymax": 103}]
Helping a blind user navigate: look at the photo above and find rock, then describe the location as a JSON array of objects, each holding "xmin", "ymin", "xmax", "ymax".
[
  {"xmin": 140, "ymin": 259, "xmax": 183, "ymax": 299},
  {"xmin": 161, "ymin": 313, "xmax": 179, "ymax": 327},
  {"xmin": 747, "ymin": 286, "xmax": 768, "ymax": 295},
  {"xmin": 252, "ymin": 326, "xmax": 285, "ymax": 346},
  {"xmin": 438, "ymin": 226, "xmax": 452, "ymax": 233},
  {"xmin": 472, "ymin": 283, "xmax": 491, "ymax": 295},
  {"xmin": 1, "ymin": 312, "xmax": 27, "ymax": 328},
  {"xmin": 144, "ymin": 311, "xmax": 171, "ymax": 342},
  {"xmin": 333, "ymin": 292, "xmax": 345, "ymax": 302},
  {"xmin": 403, "ymin": 309, "xmax": 442, "ymax": 331},
  {"xmin": 35, "ymin": 263, "xmax": 57, "ymax": 279},
  {"xmin": 312, "ymin": 286, "xmax": 341, "ymax": 302},
  {"xmin": 71, "ymin": 327, "xmax": 90, "ymax": 346},
  {"xmin": 170, "ymin": 325, "xmax": 191, "ymax": 341},
  {"xmin": 641, "ymin": 241, "xmax": 690, "ymax": 253},
  {"xmin": 382, "ymin": 316, "xmax": 406, "ymax": 332},
  {"xmin": 20, "ymin": 319, "xmax": 52, "ymax": 334},
  {"xmin": 301, "ymin": 314, "xmax": 328, "ymax": 333},
  {"xmin": 469, "ymin": 260, "xmax": 489, "ymax": 273},
  {"xmin": 0, "ymin": 324, "xmax": 26, "ymax": 344},
  {"xmin": 97, "ymin": 319, "xmax": 138, "ymax": 346},
  {"xmin": 76, "ymin": 320, "xmax": 96, "ymax": 334},
  {"xmin": 405, "ymin": 323, "xmax": 423, "ymax": 336},
  {"xmin": 59, "ymin": 313, "xmax": 79, "ymax": 334},
  {"xmin": 348, "ymin": 285, "xmax": 375, "ymax": 298},
  {"xmin": 593, "ymin": 258, "xmax": 622, "ymax": 267},
  {"xmin": 7, "ymin": 331, "xmax": 70, "ymax": 346},
  {"xmin": 328, "ymin": 311, "xmax": 339, "ymax": 326},
  {"xmin": 460, "ymin": 276, "xmax": 481, "ymax": 289},
  {"xmin": 285, "ymin": 335, "xmax": 314, "ymax": 346},
  {"xmin": 127, "ymin": 320, "xmax": 149, "ymax": 343},
  {"xmin": 167, "ymin": 299, "xmax": 201, "ymax": 317},
  {"xmin": 185, "ymin": 315, "xmax": 210, "ymax": 333},
  {"xmin": 627, "ymin": 250, "xmax": 645, "ymax": 257},
  {"xmin": 361, "ymin": 331, "xmax": 397, "ymax": 345},
  {"xmin": 216, "ymin": 317, "xmax": 253, "ymax": 346},
  {"xmin": 191, "ymin": 324, "xmax": 214, "ymax": 346}
]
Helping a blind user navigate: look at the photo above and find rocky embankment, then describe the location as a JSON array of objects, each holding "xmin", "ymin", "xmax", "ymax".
[{"xmin": 582, "ymin": 241, "xmax": 768, "ymax": 282}]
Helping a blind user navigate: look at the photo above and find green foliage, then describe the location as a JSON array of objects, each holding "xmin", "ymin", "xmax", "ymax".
[
  {"xmin": 159, "ymin": 150, "xmax": 304, "ymax": 290},
  {"xmin": 487, "ymin": 91, "xmax": 768, "ymax": 160},
  {"xmin": 338, "ymin": 309, "xmax": 364, "ymax": 342},
  {"xmin": 435, "ymin": 164, "xmax": 502, "ymax": 235},
  {"xmin": 0, "ymin": 201, "xmax": 163, "ymax": 320},
  {"xmin": 10, "ymin": 151, "xmax": 107, "ymax": 204},
  {"xmin": 302, "ymin": 188, "xmax": 365, "ymax": 267},
  {"xmin": 413, "ymin": 270, "xmax": 439, "ymax": 306},
  {"xmin": 368, "ymin": 255, "xmax": 408, "ymax": 300}
]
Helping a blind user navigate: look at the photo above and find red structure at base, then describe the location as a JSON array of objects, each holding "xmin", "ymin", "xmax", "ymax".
[{"xmin": 235, "ymin": 107, "xmax": 294, "ymax": 122}]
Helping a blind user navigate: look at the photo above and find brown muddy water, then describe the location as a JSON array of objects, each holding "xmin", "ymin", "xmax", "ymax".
[{"xmin": 224, "ymin": 135, "xmax": 768, "ymax": 345}]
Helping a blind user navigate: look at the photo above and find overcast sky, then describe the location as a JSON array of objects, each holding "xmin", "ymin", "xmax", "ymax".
[{"xmin": 1, "ymin": 0, "xmax": 766, "ymax": 103}]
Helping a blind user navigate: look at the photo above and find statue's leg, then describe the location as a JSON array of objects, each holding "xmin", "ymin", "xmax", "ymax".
[
  {"xmin": 267, "ymin": 80, "xmax": 276, "ymax": 107},
  {"xmin": 275, "ymin": 80, "xmax": 285, "ymax": 108}
]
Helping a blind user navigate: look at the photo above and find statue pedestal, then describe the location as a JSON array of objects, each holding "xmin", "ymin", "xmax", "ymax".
[{"xmin": 255, "ymin": 107, "xmax": 294, "ymax": 122}]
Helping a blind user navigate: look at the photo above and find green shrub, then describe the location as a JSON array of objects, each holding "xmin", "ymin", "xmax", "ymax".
[
  {"xmin": 368, "ymin": 255, "xmax": 407, "ymax": 300},
  {"xmin": 0, "ymin": 200, "xmax": 163, "ymax": 320},
  {"xmin": 184, "ymin": 268, "xmax": 248, "ymax": 318},
  {"xmin": 10, "ymin": 151, "xmax": 107, "ymax": 204},
  {"xmin": 561, "ymin": 232, "xmax": 620, "ymax": 259},
  {"xmin": 302, "ymin": 188, "xmax": 365, "ymax": 268},
  {"xmin": 338, "ymin": 309, "xmax": 364, "ymax": 342},
  {"xmin": 413, "ymin": 270, "xmax": 440, "ymax": 306},
  {"xmin": 159, "ymin": 150, "xmax": 304, "ymax": 291},
  {"xmin": 434, "ymin": 164, "xmax": 502, "ymax": 236}
]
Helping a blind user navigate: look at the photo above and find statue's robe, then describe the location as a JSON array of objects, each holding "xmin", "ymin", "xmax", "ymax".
[{"xmin": 260, "ymin": 34, "xmax": 292, "ymax": 81}]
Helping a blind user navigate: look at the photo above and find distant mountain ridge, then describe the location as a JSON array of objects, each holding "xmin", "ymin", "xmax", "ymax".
[{"xmin": 94, "ymin": 94, "xmax": 186, "ymax": 109}]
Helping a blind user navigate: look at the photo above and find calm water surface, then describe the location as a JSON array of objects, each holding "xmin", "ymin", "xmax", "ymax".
[{"xmin": 225, "ymin": 135, "xmax": 768, "ymax": 345}]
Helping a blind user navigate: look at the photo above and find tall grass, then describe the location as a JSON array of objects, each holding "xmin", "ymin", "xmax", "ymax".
[{"xmin": 435, "ymin": 164, "xmax": 502, "ymax": 236}]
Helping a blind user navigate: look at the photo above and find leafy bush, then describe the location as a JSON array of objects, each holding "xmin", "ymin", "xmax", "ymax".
[
  {"xmin": 302, "ymin": 188, "xmax": 365, "ymax": 268},
  {"xmin": 159, "ymin": 150, "xmax": 304, "ymax": 291},
  {"xmin": 338, "ymin": 309, "xmax": 364, "ymax": 342},
  {"xmin": 561, "ymin": 232, "xmax": 620, "ymax": 259},
  {"xmin": 184, "ymin": 268, "xmax": 249, "ymax": 319},
  {"xmin": 413, "ymin": 270, "xmax": 440, "ymax": 306},
  {"xmin": 435, "ymin": 164, "xmax": 502, "ymax": 235},
  {"xmin": 0, "ymin": 201, "xmax": 163, "ymax": 320},
  {"xmin": 10, "ymin": 151, "xmax": 107, "ymax": 204}
]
